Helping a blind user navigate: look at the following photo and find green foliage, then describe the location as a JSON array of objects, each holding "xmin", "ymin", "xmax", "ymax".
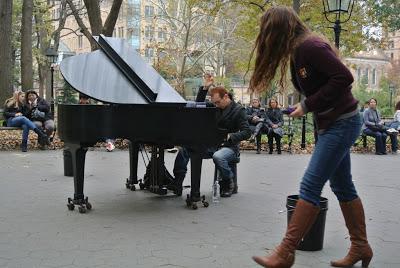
[
  {"xmin": 352, "ymin": 77, "xmax": 395, "ymax": 117},
  {"xmin": 366, "ymin": 0, "xmax": 400, "ymax": 31},
  {"xmin": 59, "ymin": 82, "xmax": 77, "ymax": 104}
]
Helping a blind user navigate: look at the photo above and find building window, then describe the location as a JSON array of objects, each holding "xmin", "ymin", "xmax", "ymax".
[
  {"xmin": 158, "ymin": 28, "xmax": 166, "ymax": 41},
  {"xmin": 145, "ymin": 48, "xmax": 154, "ymax": 58},
  {"xmin": 365, "ymin": 68, "xmax": 369, "ymax": 84},
  {"xmin": 145, "ymin": 26, "xmax": 154, "ymax": 39},
  {"xmin": 391, "ymin": 53, "xmax": 394, "ymax": 60},
  {"xmin": 118, "ymin": 27, "xmax": 124, "ymax": 38},
  {"xmin": 78, "ymin": 35, "xmax": 83, "ymax": 49},
  {"xmin": 389, "ymin": 41, "xmax": 395, "ymax": 49},
  {"xmin": 372, "ymin": 68, "xmax": 376, "ymax": 85},
  {"xmin": 158, "ymin": 7, "xmax": 166, "ymax": 18},
  {"xmin": 145, "ymin": 6, "xmax": 154, "ymax": 18}
]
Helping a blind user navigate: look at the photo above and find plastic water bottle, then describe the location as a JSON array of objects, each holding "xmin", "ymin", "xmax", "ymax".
[{"xmin": 212, "ymin": 180, "xmax": 220, "ymax": 203}]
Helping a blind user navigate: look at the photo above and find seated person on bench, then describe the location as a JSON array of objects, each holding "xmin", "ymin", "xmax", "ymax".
[
  {"xmin": 171, "ymin": 74, "xmax": 251, "ymax": 198},
  {"xmin": 363, "ymin": 98, "xmax": 398, "ymax": 155},
  {"xmin": 246, "ymin": 98, "xmax": 268, "ymax": 154},
  {"xmin": 265, "ymin": 98, "xmax": 284, "ymax": 154},
  {"xmin": 25, "ymin": 90, "xmax": 55, "ymax": 149}
]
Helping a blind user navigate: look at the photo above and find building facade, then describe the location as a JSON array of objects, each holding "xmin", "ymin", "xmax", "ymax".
[
  {"xmin": 384, "ymin": 30, "xmax": 400, "ymax": 64},
  {"xmin": 344, "ymin": 49, "xmax": 391, "ymax": 91}
]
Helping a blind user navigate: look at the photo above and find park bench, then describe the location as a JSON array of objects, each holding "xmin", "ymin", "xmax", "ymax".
[
  {"xmin": 0, "ymin": 108, "xmax": 22, "ymax": 130},
  {"xmin": 354, "ymin": 116, "xmax": 398, "ymax": 148},
  {"xmin": 0, "ymin": 108, "xmax": 56, "ymax": 149}
]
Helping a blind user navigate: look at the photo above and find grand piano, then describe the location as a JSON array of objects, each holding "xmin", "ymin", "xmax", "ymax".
[{"xmin": 58, "ymin": 35, "xmax": 225, "ymax": 213}]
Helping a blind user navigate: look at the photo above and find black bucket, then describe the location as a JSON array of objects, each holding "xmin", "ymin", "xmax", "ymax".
[
  {"xmin": 286, "ymin": 195, "xmax": 328, "ymax": 251},
  {"xmin": 63, "ymin": 148, "xmax": 73, "ymax": 177}
]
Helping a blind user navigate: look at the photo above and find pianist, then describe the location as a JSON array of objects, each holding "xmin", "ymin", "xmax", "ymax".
[{"xmin": 171, "ymin": 77, "xmax": 251, "ymax": 198}]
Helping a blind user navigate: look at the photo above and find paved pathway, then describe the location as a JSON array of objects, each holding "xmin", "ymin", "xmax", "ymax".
[{"xmin": 0, "ymin": 150, "xmax": 398, "ymax": 267}]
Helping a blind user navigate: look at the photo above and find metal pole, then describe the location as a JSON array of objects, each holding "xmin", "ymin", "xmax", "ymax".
[
  {"xmin": 390, "ymin": 87, "xmax": 393, "ymax": 108},
  {"xmin": 50, "ymin": 65, "xmax": 54, "ymax": 114},
  {"xmin": 333, "ymin": 19, "xmax": 341, "ymax": 49},
  {"xmin": 301, "ymin": 115, "xmax": 306, "ymax": 149}
]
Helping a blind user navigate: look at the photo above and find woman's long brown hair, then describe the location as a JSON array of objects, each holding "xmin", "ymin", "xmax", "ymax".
[{"xmin": 250, "ymin": 6, "xmax": 310, "ymax": 92}]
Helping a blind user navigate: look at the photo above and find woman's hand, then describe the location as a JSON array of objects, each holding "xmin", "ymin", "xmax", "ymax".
[
  {"xmin": 15, "ymin": 112, "xmax": 22, "ymax": 117},
  {"xmin": 289, "ymin": 103, "xmax": 305, "ymax": 118}
]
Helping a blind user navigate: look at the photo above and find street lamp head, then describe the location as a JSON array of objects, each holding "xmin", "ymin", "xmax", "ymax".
[
  {"xmin": 324, "ymin": 0, "xmax": 352, "ymax": 13},
  {"xmin": 45, "ymin": 47, "xmax": 58, "ymax": 64},
  {"xmin": 322, "ymin": 0, "xmax": 354, "ymax": 23}
]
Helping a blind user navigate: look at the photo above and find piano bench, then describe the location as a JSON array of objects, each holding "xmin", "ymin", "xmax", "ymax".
[{"xmin": 213, "ymin": 155, "xmax": 240, "ymax": 194}]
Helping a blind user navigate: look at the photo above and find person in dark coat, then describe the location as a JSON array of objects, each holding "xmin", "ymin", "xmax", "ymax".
[
  {"xmin": 3, "ymin": 91, "xmax": 49, "ymax": 152},
  {"xmin": 172, "ymin": 74, "xmax": 251, "ymax": 198},
  {"xmin": 246, "ymin": 98, "xmax": 268, "ymax": 153},
  {"xmin": 250, "ymin": 6, "xmax": 372, "ymax": 268},
  {"xmin": 265, "ymin": 98, "xmax": 284, "ymax": 154},
  {"xmin": 25, "ymin": 90, "xmax": 55, "ymax": 141}
]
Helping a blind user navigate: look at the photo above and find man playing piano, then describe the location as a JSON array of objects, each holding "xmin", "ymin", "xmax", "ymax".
[{"xmin": 171, "ymin": 75, "xmax": 251, "ymax": 198}]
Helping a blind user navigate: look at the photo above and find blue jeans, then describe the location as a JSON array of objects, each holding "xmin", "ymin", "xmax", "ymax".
[
  {"xmin": 173, "ymin": 146, "xmax": 238, "ymax": 180},
  {"xmin": 7, "ymin": 116, "xmax": 37, "ymax": 142},
  {"xmin": 299, "ymin": 114, "xmax": 361, "ymax": 206}
]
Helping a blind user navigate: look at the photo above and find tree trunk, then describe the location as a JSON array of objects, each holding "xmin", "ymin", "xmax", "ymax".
[
  {"xmin": 21, "ymin": 0, "xmax": 34, "ymax": 91},
  {"xmin": 0, "ymin": 0, "xmax": 13, "ymax": 105},
  {"xmin": 102, "ymin": 0, "xmax": 123, "ymax": 36},
  {"xmin": 83, "ymin": 0, "xmax": 102, "ymax": 35},
  {"xmin": 293, "ymin": 0, "xmax": 300, "ymax": 14}
]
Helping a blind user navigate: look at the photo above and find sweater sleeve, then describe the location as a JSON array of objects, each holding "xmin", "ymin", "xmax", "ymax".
[
  {"xmin": 302, "ymin": 41, "xmax": 354, "ymax": 112},
  {"xmin": 195, "ymin": 86, "xmax": 208, "ymax": 102}
]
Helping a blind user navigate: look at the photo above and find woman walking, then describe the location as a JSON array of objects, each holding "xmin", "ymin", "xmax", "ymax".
[{"xmin": 250, "ymin": 6, "xmax": 372, "ymax": 268}]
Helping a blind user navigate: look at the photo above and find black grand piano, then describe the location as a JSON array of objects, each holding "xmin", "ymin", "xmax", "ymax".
[{"xmin": 58, "ymin": 35, "xmax": 225, "ymax": 213}]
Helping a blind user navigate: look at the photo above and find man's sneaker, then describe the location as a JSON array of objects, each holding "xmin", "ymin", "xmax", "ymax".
[
  {"xmin": 106, "ymin": 141, "xmax": 115, "ymax": 152},
  {"xmin": 387, "ymin": 128, "xmax": 399, "ymax": 134}
]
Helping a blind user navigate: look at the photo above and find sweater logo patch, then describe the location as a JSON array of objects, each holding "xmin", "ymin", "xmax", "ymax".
[{"xmin": 299, "ymin": 67, "xmax": 307, "ymax": 79}]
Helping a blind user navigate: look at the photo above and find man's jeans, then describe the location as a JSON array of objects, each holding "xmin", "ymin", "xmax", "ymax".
[
  {"xmin": 173, "ymin": 146, "xmax": 238, "ymax": 181},
  {"xmin": 7, "ymin": 116, "xmax": 36, "ymax": 142},
  {"xmin": 299, "ymin": 114, "xmax": 361, "ymax": 206}
]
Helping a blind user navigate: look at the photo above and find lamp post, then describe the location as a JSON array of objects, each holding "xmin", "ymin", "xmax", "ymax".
[
  {"xmin": 322, "ymin": 0, "xmax": 355, "ymax": 48},
  {"xmin": 389, "ymin": 83, "xmax": 395, "ymax": 108},
  {"xmin": 45, "ymin": 47, "xmax": 58, "ymax": 114}
]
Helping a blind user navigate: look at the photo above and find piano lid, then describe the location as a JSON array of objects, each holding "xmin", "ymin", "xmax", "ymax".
[{"xmin": 59, "ymin": 35, "xmax": 185, "ymax": 104}]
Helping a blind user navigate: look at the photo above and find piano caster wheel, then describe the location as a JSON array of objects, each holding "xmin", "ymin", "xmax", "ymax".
[
  {"xmin": 67, "ymin": 198, "xmax": 75, "ymax": 211},
  {"xmin": 201, "ymin": 196, "xmax": 209, "ymax": 207},
  {"xmin": 186, "ymin": 194, "xmax": 206, "ymax": 210},
  {"xmin": 78, "ymin": 206, "xmax": 86, "ymax": 214},
  {"xmin": 84, "ymin": 197, "xmax": 92, "ymax": 210},
  {"xmin": 158, "ymin": 187, "xmax": 167, "ymax": 195},
  {"xmin": 139, "ymin": 180, "xmax": 145, "ymax": 190},
  {"xmin": 125, "ymin": 179, "xmax": 136, "ymax": 191}
]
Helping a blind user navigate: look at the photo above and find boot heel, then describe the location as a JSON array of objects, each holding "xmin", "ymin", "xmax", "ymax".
[{"xmin": 361, "ymin": 257, "xmax": 372, "ymax": 267}]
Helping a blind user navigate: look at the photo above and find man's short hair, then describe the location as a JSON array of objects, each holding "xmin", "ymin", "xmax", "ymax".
[{"xmin": 209, "ymin": 86, "xmax": 228, "ymax": 98}]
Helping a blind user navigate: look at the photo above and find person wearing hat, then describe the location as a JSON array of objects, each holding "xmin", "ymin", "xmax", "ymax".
[{"xmin": 25, "ymin": 90, "xmax": 55, "ymax": 148}]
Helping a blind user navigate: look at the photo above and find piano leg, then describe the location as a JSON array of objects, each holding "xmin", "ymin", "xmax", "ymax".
[
  {"xmin": 186, "ymin": 153, "xmax": 209, "ymax": 209},
  {"xmin": 125, "ymin": 141, "xmax": 139, "ymax": 191},
  {"xmin": 66, "ymin": 143, "xmax": 92, "ymax": 213}
]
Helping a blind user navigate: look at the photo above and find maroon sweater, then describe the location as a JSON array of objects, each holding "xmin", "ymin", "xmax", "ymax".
[{"xmin": 290, "ymin": 36, "xmax": 358, "ymax": 131}]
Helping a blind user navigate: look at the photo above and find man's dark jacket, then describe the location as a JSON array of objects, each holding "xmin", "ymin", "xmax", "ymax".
[{"xmin": 196, "ymin": 86, "xmax": 251, "ymax": 150}]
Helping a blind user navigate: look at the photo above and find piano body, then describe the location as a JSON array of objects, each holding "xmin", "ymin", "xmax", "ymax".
[{"xmin": 58, "ymin": 35, "xmax": 225, "ymax": 212}]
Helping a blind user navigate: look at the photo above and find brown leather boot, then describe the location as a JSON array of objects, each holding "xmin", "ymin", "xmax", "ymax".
[
  {"xmin": 331, "ymin": 198, "xmax": 373, "ymax": 267},
  {"xmin": 253, "ymin": 199, "xmax": 320, "ymax": 268}
]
